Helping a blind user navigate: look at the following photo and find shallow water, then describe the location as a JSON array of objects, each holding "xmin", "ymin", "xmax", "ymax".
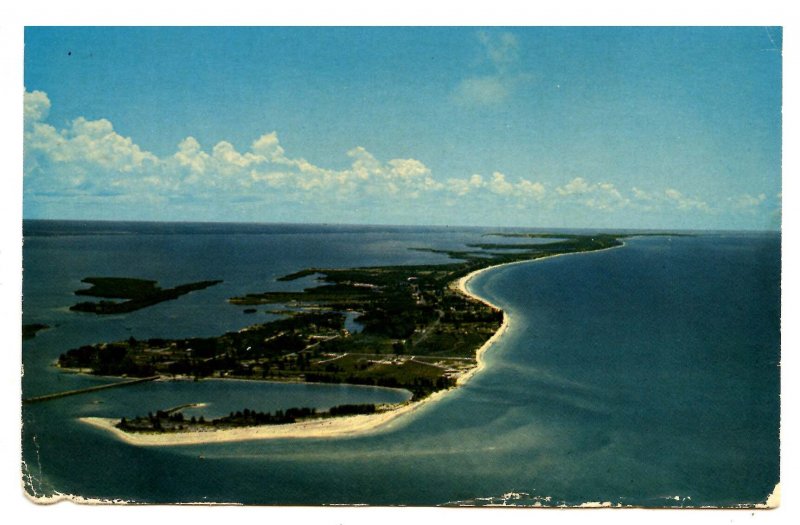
[{"xmin": 21, "ymin": 222, "xmax": 780, "ymax": 506}]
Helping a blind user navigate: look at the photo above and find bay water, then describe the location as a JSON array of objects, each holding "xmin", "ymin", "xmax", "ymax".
[{"xmin": 21, "ymin": 221, "xmax": 780, "ymax": 506}]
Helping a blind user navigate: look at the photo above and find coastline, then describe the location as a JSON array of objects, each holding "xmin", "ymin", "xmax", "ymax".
[
  {"xmin": 80, "ymin": 242, "xmax": 624, "ymax": 446},
  {"xmin": 452, "ymin": 240, "xmax": 625, "ymax": 385}
]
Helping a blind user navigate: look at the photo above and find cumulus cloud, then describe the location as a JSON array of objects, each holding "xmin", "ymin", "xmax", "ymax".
[
  {"xmin": 173, "ymin": 137, "xmax": 210, "ymax": 176},
  {"xmin": 211, "ymin": 137, "xmax": 443, "ymax": 200},
  {"xmin": 555, "ymin": 177, "xmax": 629, "ymax": 211},
  {"xmin": 446, "ymin": 172, "xmax": 545, "ymax": 202},
  {"xmin": 664, "ymin": 188, "xmax": 710, "ymax": 211},
  {"xmin": 447, "ymin": 174, "xmax": 485, "ymax": 196},
  {"xmin": 347, "ymin": 147, "xmax": 383, "ymax": 180},
  {"xmin": 516, "ymin": 179, "xmax": 546, "ymax": 200},
  {"xmin": 213, "ymin": 141, "xmax": 260, "ymax": 170},
  {"xmin": 251, "ymin": 131, "xmax": 286, "ymax": 160},
  {"xmin": 24, "ymin": 90, "xmax": 51, "ymax": 124},
  {"xmin": 556, "ymin": 177, "xmax": 593, "ymax": 196},
  {"xmin": 489, "ymin": 172, "xmax": 515, "ymax": 195},
  {"xmin": 24, "ymin": 91, "xmax": 157, "ymax": 195},
  {"xmin": 387, "ymin": 158, "xmax": 430, "ymax": 180},
  {"xmin": 631, "ymin": 186, "xmax": 712, "ymax": 213},
  {"xmin": 25, "ymin": 89, "xmax": 770, "ymax": 225}
]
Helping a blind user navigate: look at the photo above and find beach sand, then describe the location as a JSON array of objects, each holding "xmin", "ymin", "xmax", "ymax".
[{"xmin": 80, "ymin": 395, "xmax": 432, "ymax": 446}]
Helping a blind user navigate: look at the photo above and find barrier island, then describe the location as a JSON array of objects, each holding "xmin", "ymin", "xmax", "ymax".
[{"xmin": 66, "ymin": 233, "xmax": 633, "ymax": 444}]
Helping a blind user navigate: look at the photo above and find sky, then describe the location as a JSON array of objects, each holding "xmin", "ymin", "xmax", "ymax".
[{"xmin": 22, "ymin": 26, "xmax": 782, "ymax": 230}]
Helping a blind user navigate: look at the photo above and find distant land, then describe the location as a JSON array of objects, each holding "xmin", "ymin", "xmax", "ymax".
[{"xmin": 60, "ymin": 232, "xmax": 640, "ymax": 442}]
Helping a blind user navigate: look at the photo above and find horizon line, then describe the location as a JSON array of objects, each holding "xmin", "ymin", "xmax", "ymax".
[{"xmin": 21, "ymin": 217, "xmax": 781, "ymax": 234}]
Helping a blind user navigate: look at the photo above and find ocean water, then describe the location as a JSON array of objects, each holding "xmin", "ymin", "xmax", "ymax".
[{"xmin": 21, "ymin": 221, "xmax": 780, "ymax": 506}]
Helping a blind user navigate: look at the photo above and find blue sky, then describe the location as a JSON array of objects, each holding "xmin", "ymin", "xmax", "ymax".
[{"xmin": 23, "ymin": 26, "xmax": 782, "ymax": 230}]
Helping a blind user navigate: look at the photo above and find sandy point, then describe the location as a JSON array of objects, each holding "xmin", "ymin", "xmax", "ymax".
[
  {"xmin": 79, "ymin": 389, "xmax": 451, "ymax": 446},
  {"xmin": 79, "ymin": 264, "xmax": 516, "ymax": 446}
]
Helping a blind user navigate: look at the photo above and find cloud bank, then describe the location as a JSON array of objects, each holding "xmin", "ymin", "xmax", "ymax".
[{"xmin": 23, "ymin": 89, "xmax": 773, "ymax": 228}]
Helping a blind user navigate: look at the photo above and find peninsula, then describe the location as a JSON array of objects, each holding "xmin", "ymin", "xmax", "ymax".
[
  {"xmin": 69, "ymin": 233, "xmax": 628, "ymax": 444},
  {"xmin": 22, "ymin": 323, "xmax": 49, "ymax": 340}
]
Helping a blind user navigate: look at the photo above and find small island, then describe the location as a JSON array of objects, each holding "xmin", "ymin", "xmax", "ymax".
[
  {"xmin": 70, "ymin": 277, "xmax": 223, "ymax": 314},
  {"xmin": 22, "ymin": 323, "xmax": 50, "ymax": 340},
  {"xmin": 68, "ymin": 233, "xmax": 633, "ymax": 444}
]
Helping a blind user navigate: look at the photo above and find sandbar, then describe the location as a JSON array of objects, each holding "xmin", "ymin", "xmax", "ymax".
[{"xmin": 80, "ymin": 389, "xmax": 448, "ymax": 446}]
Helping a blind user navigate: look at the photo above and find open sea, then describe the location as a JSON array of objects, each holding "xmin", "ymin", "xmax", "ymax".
[{"xmin": 21, "ymin": 220, "xmax": 780, "ymax": 506}]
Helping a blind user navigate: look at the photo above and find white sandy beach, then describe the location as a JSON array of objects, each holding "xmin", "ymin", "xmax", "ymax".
[
  {"xmin": 80, "ymin": 244, "xmax": 623, "ymax": 446},
  {"xmin": 81, "ymin": 396, "xmax": 428, "ymax": 446}
]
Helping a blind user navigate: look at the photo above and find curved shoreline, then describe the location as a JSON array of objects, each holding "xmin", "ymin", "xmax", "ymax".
[{"xmin": 80, "ymin": 243, "xmax": 624, "ymax": 446}]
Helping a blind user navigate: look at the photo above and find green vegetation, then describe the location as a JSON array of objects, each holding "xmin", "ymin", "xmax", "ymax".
[
  {"xmin": 59, "ymin": 233, "xmax": 630, "ymax": 425},
  {"xmin": 22, "ymin": 323, "xmax": 49, "ymax": 340},
  {"xmin": 70, "ymin": 277, "xmax": 222, "ymax": 314},
  {"xmin": 117, "ymin": 403, "xmax": 378, "ymax": 433}
]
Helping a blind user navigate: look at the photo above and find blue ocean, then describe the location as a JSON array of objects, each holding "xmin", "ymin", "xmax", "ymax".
[{"xmin": 21, "ymin": 221, "xmax": 780, "ymax": 506}]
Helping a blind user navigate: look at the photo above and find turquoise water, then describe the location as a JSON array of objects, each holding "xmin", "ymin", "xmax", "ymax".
[{"xmin": 21, "ymin": 222, "xmax": 780, "ymax": 506}]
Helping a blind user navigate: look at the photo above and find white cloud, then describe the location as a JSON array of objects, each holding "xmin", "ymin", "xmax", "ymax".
[
  {"xmin": 517, "ymin": 179, "xmax": 546, "ymax": 200},
  {"xmin": 387, "ymin": 158, "xmax": 430, "ymax": 180},
  {"xmin": 631, "ymin": 186, "xmax": 713, "ymax": 213},
  {"xmin": 173, "ymin": 137, "xmax": 209, "ymax": 176},
  {"xmin": 446, "ymin": 172, "xmax": 545, "ymax": 203},
  {"xmin": 630, "ymin": 186, "xmax": 659, "ymax": 211},
  {"xmin": 251, "ymin": 131, "xmax": 289, "ymax": 163},
  {"xmin": 732, "ymin": 193, "xmax": 767, "ymax": 209},
  {"xmin": 244, "ymin": 137, "xmax": 444, "ymax": 200},
  {"xmin": 24, "ymin": 98, "xmax": 157, "ymax": 188},
  {"xmin": 489, "ymin": 172, "xmax": 514, "ymax": 195},
  {"xmin": 446, "ymin": 174, "xmax": 484, "ymax": 196},
  {"xmin": 632, "ymin": 187, "xmax": 653, "ymax": 201},
  {"xmin": 555, "ymin": 177, "xmax": 628, "ymax": 211},
  {"xmin": 212, "ymin": 141, "xmax": 260, "ymax": 170},
  {"xmin": 664, "ymin": 188, "xmax": 710, "ymax": 211},
  {"xmin": 69, "ymin": 117, "xmax": 157, "ymax": 172},
  {"xmin": 556, "ymin": 177, "xmax": 592, "ymax": 196},
  {"xmin": 347, "ymin": 147, "xmax": 382, "ymax": 180},
  {"xmin": 26, "ymin": 89, "xmax": 770, "ymax": 226},
  {"xmin": 24, "ymin": 90, "xmax": 51, "ymax": 124}
]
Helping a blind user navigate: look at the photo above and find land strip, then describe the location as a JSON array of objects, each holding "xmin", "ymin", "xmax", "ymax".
[
  {"xmin": 62, "ymin": 233, "xmax": 640, "ymax": 442},
  {"xmin": 23, "ymin": 376, "xmax": 159, "ymax": 404},
  {"xmin": 70, "ymin": 277, "xmax": 222, "ymax": 315}
]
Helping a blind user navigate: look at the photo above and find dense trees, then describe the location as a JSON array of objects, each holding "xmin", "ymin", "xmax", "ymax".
[
  {"xmin": 70, "ymin": 278, "xmax": 223, "ymax": 315},
  {"xmin": 116, "ymin": 403, "xmax": 381, "ymax": 432}
]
